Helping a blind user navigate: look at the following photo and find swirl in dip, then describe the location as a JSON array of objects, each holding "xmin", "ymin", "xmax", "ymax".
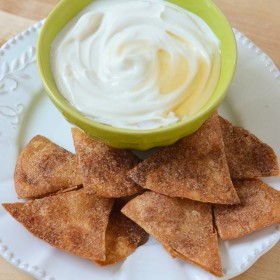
[{"xmin": 51, "ymin": 0, "xmax": 221, "ymax": 130}]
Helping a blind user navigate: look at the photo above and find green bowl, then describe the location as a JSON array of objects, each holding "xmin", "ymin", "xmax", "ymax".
[{"xmin": 37, "ymin": 0, "xmax": 237, "ymax": 150}]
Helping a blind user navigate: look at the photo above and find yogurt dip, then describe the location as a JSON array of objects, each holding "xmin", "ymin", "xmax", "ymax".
[{"xmin": 51, "ymin": 0, "xmax": 221, "ymax": 130}]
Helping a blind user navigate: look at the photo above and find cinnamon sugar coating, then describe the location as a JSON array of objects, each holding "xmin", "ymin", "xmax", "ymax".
[
  {"xmin": 14, "ymin": 135, "xmax": 82, "ymax": 199},
  {"xmin": 95, "ymin": 201, "xmax": 148, "ymax": 266},
  {"xmin": 128, "ymin": 114, "xmax": 240, "ymax": 204},
  {"xmin": 3, "ymin": 188, "xmax": 114, "ymax": 261},
  {"xmin": 214, "ymin": 179, "xmax": 280, "ymax": 240},
  {"xmin": 72, "ymin": 128, "xmax": 143, "ymax": 197},
  {"xmin": 122, "ymin": 191, "xmax": 223, "ymax": 277},
  {"xmin": 219, "ymin": 116, "xmax": 279, "ymax": 179}
]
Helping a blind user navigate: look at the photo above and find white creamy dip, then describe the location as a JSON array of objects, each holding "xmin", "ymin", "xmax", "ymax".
[{"xmin": 51, "ymin": 0, "xmax": 221, "ymax": 130}]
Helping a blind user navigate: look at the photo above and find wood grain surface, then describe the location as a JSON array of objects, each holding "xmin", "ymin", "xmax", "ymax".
[{"xmin": 0, "ymin": 0, "xmax": 279, "ymax": 279}]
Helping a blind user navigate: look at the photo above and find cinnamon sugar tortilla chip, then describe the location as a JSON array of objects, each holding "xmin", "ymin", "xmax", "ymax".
[
  {"xmin": 163, "ymin": 244, "xmax": 222, "ymax": 277},
  {"xmin": 128, "ymin": 114, "xmax": 240, "ymax": 204},
  {"xmin": 95, "ymin": 201, "xmax": 148, "ymax": 266},
  {"xmin": 121, "ymin": 192, "xmax": 223, "ymax": 277},
  {"xmin": 3, "ymin": 188, "xmax": 114, "ymax": 261},
  {"xmin": 72, "ymin": 128, "xmax": 142, "ymax": 198},
  {"xmin": 214, "ymin": 179, "xmax": 280, "ymax": 240},
  {"xmin": 14, "ymin": 135, "xmax": 82, "ymax": 199},
  {"xmin": 219, "ymin": 116, "xmax": 279, "ymax": 179}
]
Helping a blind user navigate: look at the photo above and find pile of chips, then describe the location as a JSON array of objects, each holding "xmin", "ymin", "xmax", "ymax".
[{"xmin": 3, "ymin": 113, "xmax": 280, "ymax": 277}]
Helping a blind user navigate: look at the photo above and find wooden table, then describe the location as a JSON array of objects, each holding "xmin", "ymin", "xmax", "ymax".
[{"xmin": 0, "ymin": 0, "xmax": 279, "ymax": 279}]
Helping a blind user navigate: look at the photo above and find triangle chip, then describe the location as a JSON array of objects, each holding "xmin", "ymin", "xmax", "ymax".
[
  {"xmin": 3, "ymin": 188, "xmax": 114, "ymax": 261},
  {"xmin": 128, "ymin": 114, "xmax": 240, "ymax": 204},
  {"xmin": 95, "ymin": 201, "xmax": 148, "ymax": 266},
  {"xmin": 219, "ymin": 116, "xmax": 279, "ymax": 179},
  {"xmin": 14, "ymin": 135, "xmax": 82, "ymax": 199},
  {"xmin": 121, "ymin": 191, "xmax": 223, "ymax": 277},
  {"xmin": 72, "ymin": 128, "xmax": 143, "ymax": 198},
  {"xmin": 214, "ymin": 179, "xmax": 280, "ymax": 240}
]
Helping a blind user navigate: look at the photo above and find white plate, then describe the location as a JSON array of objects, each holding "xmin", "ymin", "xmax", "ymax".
[{"xmin": 0, "ymin": 20, "xmax": 280, "ymax": 280}]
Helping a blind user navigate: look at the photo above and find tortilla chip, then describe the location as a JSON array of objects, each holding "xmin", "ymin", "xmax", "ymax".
[
  {"xmin": 214, "ymin": 179, "xmax": 280, "ymax": 240},
  {"xmin": 95, "ymin": 201, "xmax": 148, "ymax": 266},
  {"xmin": 3, "ymin": 188, "xmax": 114, "ymax": 261},
  {"xmin": 128, "ymin": 114, "xmax": 240, "ymax": 204},
  {"xmin": 14, "ymin": 135, "xmax": 82, "ymax": 199},
  {"xmin": 219, "ymin": 116, "xmax": 279, "ymax": 179},
  {"xmin": 72, "ymin": 128, "xmax": 142, "ymax": 198},
  {"xmin": 121, "ymin": 192, "xmax": 223, "ymax": 277}
]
